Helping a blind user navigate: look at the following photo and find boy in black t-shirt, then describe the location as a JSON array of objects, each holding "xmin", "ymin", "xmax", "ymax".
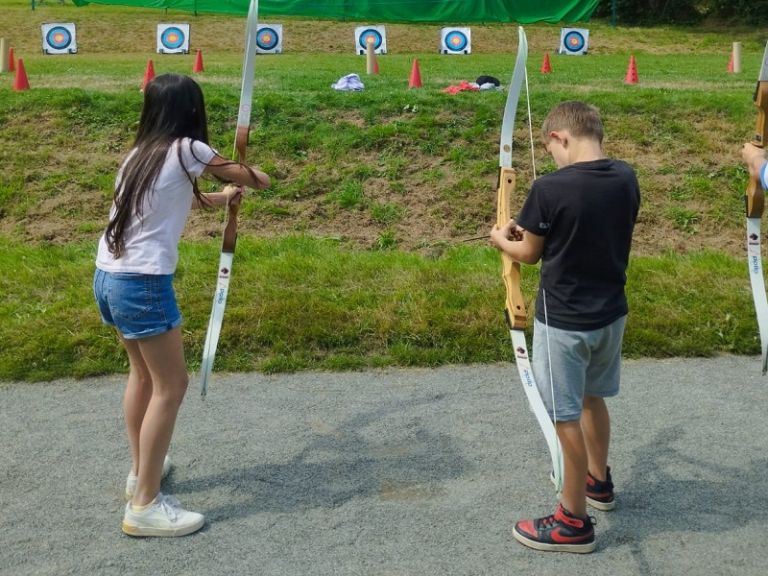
[{"xmin": 490, "ymin": 101, "xmax": 640, "ymax": 553}]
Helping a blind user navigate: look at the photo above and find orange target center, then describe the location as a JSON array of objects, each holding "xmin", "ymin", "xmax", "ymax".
[{"xmin": 53, "ymin": 33, "xmax": 65, "ymax": 42}]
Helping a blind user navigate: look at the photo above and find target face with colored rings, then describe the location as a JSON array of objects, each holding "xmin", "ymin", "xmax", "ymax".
[
  {"xmin": 46, "ymin": 26, "xmax": 72, "ymax": 50},
  {"xmin": 563, "ymin": 30, "xmax": 586, "ymax": 53},
  {"xmin": 161, "ymin": 27, "xmax": 186, "ymax": 50},
  {"xmin": 445, "ymin": 31, "xmax": 468, "ymax": 52},
  {"xmin": 358, "ymin": 29, "xmax": 382, "ymax": 51},
  {"xmin": 257, "ymin": 27, "xmax": 279, "ymax": 51}
]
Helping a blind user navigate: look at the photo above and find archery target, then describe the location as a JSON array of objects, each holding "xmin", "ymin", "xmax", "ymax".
[
  {"xmin": 559, "ymin": 28, "xmax": 589, "ymax": 55},
  {"xmin": 256, "ymin": 24, "xmax": 283, "ymax": 54},
  {"xmin": 41, "ymin": 23, "xmax": 77, "ymax": 55},
  {"xmin": 355, "ymin": 26, "xmax": 386, "ymax": 55},
  {"xmin": 440, "ymin": 28, "xmax": 471, "ymax": 55},
  {"xmin": 157, "ymin": 23, "xmax": 190, "ymax": 54}
]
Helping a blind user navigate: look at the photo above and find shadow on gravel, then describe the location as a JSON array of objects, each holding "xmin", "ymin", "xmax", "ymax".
[
  {"xmin": 601, "ymin": 426, "xmax": 768, "ymax": 572},
  {"xmin": 171, "ymin": 394, "xmax": 468, "ymax": 523}
]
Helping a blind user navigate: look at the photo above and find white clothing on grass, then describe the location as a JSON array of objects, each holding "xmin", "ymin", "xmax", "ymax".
[{"xmin": 96, "ymin": 138, "xmax": 216, "ymax": 275}]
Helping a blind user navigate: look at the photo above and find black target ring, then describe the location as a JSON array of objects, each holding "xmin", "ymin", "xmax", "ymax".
[
  {"xmin": 444, "ymin": 31, "xmax": 468, "ymax": 53},
  {"xmin": 256, "ymin": 27, "xmax": 279, "ymax": 51},
  {"xmin": 46, "ymin": 26, "xmax": 72, "ymax": 50},
  {"xmin": 563, "ymin": 30, "xmax": 586, "ymax": 53},
  {"xmin": 358, "ymin": 29, "xmax": 383, "ymax": 51},
  {"xmin": 160, "ymin": 26, "xmax": 186, "ymax": 51}
]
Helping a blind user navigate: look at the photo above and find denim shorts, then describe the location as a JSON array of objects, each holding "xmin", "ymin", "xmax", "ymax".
[
  {"xmin": 93, "ymin": 268, "xmax": 182, "ymax": 340},
  {"xmin": 531, "ymin": 315, "xmax": 626, "ymax": 422}
]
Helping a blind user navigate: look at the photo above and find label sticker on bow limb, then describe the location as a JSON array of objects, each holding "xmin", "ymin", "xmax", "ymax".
[
  {"xmin": 41, "ymin": 23, "xmax": 77, "ymax": 54},
  {"xmin": 559, "ymin": 28, "xmax": 589, "ymax": 55},
  {"xmin": 256, "ymin": 24, "xmax": 283, "ymax": 54},
  {"xmin": 157, "ymin": 23, "xmax": 190, "ymax": 54},
  {"xmin": 355, "ymin": 26, "xmax": 386, "ymax": 55},
  {"xmin": 440, "ymin": 28, "xmax": 471, "ymax": 55}
]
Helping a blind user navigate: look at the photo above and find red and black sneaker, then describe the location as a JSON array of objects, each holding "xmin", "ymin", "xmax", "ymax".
[
  {"xmin": 587, "ymin": 466, "xmax": 615, "ymax": 511},
  {"xmin": 512, "ymin": 504, "xmax": 596, "ymax": 553}
]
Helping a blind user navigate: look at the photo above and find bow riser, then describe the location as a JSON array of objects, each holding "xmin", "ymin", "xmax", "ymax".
[{"xmin": 496, "ymin": 167, "xmax": 527, "ymax": 330}]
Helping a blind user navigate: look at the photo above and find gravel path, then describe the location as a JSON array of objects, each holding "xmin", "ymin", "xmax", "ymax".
[{"xmin": 1, "ymin": 357, "xmax": 765, "ymax": 575}]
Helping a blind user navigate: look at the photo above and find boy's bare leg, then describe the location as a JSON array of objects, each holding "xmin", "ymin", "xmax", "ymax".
[
  {"xmin": 555, "ymin": 420, "xmax": 588, "ymax": 517},
  {"xmin": 581, "ymin": 395, "xmax": 610, "ymax": 480}
]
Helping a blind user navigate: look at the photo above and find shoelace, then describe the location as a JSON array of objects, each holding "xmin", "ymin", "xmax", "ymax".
[
  {"xmin": 538, "ymin": 513, "xmax": 559, "ymax": 528},
  {"xmin": 157, "ymin": 493, "xmax": 181, "ymax": 522}
]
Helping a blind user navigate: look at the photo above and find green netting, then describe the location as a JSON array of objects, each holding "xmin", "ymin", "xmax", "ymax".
[{"xmin": 71, "ymin": 1, "xmax": 599, "ymax": 24}]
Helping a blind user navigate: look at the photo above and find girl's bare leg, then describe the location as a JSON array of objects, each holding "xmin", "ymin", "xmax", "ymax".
[
  {"xmin": 119, "ymin": 335, "xmax": 153, "ymax": 476},
  {"xmin": 129, "ymin": 327, "xmax": 189, "ymax": 506}
]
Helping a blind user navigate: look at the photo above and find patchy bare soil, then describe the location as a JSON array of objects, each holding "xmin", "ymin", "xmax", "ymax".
[{"xmin": 2, "ymin": 9, "xmax": 761, "ymax": 257}]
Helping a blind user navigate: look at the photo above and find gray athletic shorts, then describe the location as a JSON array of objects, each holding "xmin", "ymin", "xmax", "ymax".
[{"xmin": 531, "ymin": 315, "xmax": 626, "ymax": 422}]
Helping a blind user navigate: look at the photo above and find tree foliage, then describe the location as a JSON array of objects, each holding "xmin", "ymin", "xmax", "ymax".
[{"xmin": 594, "ymin": 0, "xmax": 768, "ymax": 25}]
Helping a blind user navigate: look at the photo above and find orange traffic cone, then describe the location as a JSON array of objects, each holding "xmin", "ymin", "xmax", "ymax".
[
  {"xmin": 193, "ymin": 49, "xmax": 204, "ymax": 73},
  {"xmin": 541, "ymin": 52, "xmax": 552, "ymax": 74},
  {"xmin": 624, "ymin": 55, "xmax": 639, "ymax": 85},
  {"xmin": 13, "ymin": 58, "xmax": 29, "ymax": 91},
  {"xmin": 727, "ymin": 52, "xmax": 734, "ymax": 73},
  {"xmin": 8, "ymin": 46, "xmax": 15, "ymax": 73},
  {"xmin": 141, "ymin": 59, "xmax": 155, "ymax": 92},
  {"xmin": 408, "ymin": 58, "xmax": 422, "ymax": 89}
]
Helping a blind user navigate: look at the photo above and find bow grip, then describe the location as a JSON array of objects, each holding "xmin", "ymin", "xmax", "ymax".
[{"xmin": 497, "ymin": 166, "xmax": 528, "ymax": 330}]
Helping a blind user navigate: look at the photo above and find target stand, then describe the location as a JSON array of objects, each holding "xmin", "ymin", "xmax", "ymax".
[
  {"xmin": 558, "ymin": 28, "xmax": 589, "ymax": 55},
  {"xmin": 355, "ymin": 26, "xmax": 386, "ymax": 55},
  {"xmin": 440, "ymin": 28, "xmax": 471, "ymax": 55},
  {"xmin": 157, "ymin": 23, "xmax": 190, "ymax": 54},
  {"xmin": 256, "ymin": 24, "xmax": 283, "ymax": 54},
  {"xmin": 41, "ymin": 23, "xmax": 77, "ymax": 55}
]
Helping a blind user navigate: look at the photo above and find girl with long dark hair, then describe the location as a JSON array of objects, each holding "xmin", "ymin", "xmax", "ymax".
[{"xmin": 93, "ymin": 74, "xmax": 269, "ymax": 537}]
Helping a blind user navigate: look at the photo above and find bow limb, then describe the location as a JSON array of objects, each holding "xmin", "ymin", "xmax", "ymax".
[
  {"xmin": 746, "ymin": 40, "xmax": 768, "ymax": 375},
  {"xmin": 497, "ymin": 27, "xmax": 563, "ymax": 491},
  {"xmin": 200, "ymin": 0, "xmax": 259, "ymax": 396}
]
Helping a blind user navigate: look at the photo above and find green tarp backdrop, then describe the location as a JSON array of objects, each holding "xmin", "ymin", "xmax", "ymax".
[{"xmin": 71, "ymin": 1, "xmax": 599, "ymax": 23}]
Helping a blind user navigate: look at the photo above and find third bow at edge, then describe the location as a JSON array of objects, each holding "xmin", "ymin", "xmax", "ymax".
[{"xmin": 745, "ymin": 40, "xmax": 768, "ymax": 375}]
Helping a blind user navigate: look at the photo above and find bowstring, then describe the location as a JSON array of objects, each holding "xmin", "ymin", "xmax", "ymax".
[
  {"xmin": 541, "ymin": 288, "xmax": 563, "ymax": 490},
  {"xmin": 524, "ymin": 64, "xmax": 537, "ymax": 180},
  {"xmin": 527, "ymin": 62, "xmax": 561, "ymax": 490}
]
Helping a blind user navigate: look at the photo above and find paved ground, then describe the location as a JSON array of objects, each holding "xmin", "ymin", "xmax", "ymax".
[{"xmin": 1, "ymin": 356, "xmax": 766, "ymax": 576}]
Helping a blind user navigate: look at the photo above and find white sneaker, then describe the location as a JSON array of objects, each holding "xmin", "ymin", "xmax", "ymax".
[
  {"xmin": 122, "ymin": 493, "xmax": 204, "ymax": 537},
  {"xmin": 124, "ymin": 455, "xmax": 172, "ymax": 500}
]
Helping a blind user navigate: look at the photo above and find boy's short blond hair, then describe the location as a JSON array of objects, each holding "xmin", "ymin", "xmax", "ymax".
[{"xmin": 541, "ymin": 101, "xmax": 603, "ymax": 144}]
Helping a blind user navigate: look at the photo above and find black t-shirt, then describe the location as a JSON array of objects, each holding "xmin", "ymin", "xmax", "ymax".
[{"xmin": 516, "ymin": 158, "xmax": 640, "ymax": 331}]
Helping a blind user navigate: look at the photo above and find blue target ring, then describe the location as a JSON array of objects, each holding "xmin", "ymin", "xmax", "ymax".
[
  {"xmin": 358, "ymin": 29, "xmax": 383, "ymax": 51},
  {"xmin": 46, "ymin": 26, "xmax": 72, "ymax": 50},
  {"xmin": 256, "ymin": 27, "xmax": 279, "ymax": 51},
  {"xmin": 445, "ymin": 31, "xmax": 468, "ymax": 53},
  {"xmin": 160, "ymin": 26, "xmax": 186, "ymax": 51},
  {"xmin": 563, "ymin": 30, "xmax": 586, "ymax": 53}
]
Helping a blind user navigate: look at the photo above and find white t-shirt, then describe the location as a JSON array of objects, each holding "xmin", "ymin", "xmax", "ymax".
[{"xmin": 96, "ymin": 138, "xmax": 216, "ymax": 275}]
